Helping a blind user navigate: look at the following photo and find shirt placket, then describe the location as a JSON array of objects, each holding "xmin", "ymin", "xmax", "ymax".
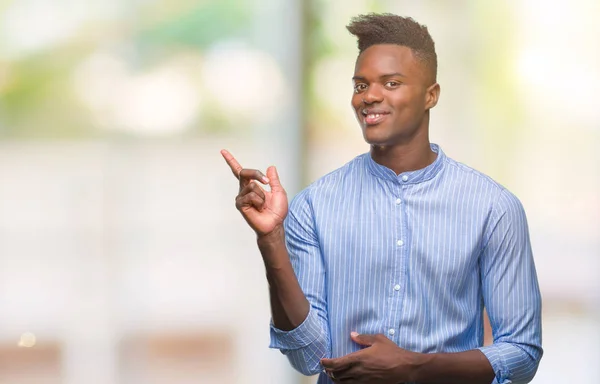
[{"xmin": 386, "ymin": 176, "xmax": 408, "ymax": 342}]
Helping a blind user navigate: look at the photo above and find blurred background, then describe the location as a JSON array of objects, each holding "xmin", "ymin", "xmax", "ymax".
[{"xmin": 0, "ymin": 0, "xmax": 598, "ymax": 383}]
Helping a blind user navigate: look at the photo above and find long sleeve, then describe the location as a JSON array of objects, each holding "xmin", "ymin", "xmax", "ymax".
[
  {"xmin": 478, "ymin": 189, "xmax": 543, "ymax": 384},
  {"xmin": 269, "ymin": 190, "xmax": 331, "ymax": 375}
]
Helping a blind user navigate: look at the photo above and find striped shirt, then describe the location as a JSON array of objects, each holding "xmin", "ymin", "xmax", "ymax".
[{"xmin": 270, "ymin": 144, "xmax": 542, "ymax": 384}]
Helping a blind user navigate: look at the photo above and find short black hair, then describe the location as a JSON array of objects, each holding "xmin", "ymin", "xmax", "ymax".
[{"xmin": 347, "ymin": 13, "xmax": 437, "ymax": 81}]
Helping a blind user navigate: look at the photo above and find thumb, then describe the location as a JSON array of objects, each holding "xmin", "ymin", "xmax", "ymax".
[
  {"xmin": 351, "ymin": 332, "xmax": 376, "ymax": 347},
  {"xmin": 266, "ymin": 166, "xmax": 285, "ymax": 193}
]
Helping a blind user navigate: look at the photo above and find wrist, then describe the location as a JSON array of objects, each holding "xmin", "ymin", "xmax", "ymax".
[
  {"xmin": 405, "ymin": 351, "xmax": 431, "ymax": 383},
  {"xmin": 257, "ymin": 225, "xmax": 285, "ymax": 246},
  {"xmin": 257, "ymin": 225, "xmax": 289, "ymax": 270}
]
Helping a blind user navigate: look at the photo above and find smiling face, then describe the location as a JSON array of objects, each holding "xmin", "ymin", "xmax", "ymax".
[{"xmin": 351, "ymin": 44, "xmax": 439, "ymax": 147}]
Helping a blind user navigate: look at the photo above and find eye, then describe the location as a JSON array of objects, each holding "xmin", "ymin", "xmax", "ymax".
[
  {"xmin": 385, "ymin": 81, "xmax": 400, "ymax": 88},
  {"xmin": 353, "ymin": 83, "xmax": 367, "ymax": 93}
]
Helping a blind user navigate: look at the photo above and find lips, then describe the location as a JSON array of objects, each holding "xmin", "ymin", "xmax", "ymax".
[{"xmin": 361, "ymin": 108, "xmax": 390, "ymax": 126}]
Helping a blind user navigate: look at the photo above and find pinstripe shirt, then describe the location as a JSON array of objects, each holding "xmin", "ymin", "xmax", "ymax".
[{"xmin": 270, "ymin": 144, "xmax": 542, "ymax": 384}]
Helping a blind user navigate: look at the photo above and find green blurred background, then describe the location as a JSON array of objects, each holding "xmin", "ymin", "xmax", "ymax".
[{"xmin": 0, "ymin": 0, "xmax": 598, "ymax": 383}]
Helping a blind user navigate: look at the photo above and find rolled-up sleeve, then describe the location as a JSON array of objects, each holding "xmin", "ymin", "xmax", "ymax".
[
  {"xmin": 268, "ymin": 189, "xmax": 331, "ymax": 375},
  {"xmin": 478, "ymin": 189, "xmax": 543, "ymax": 384}
]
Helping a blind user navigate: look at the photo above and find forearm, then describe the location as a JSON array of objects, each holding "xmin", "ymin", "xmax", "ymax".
[
  {"xmin": 410, "ymin": 349, "xmax": 495, "ymax": 384},
  {"xmin": 258, "ymin": 226, "xmax": 310, "ymax": 331},
  {"xmin": 271, "ymin": 309, "xmax": 331, "ymax": 375},
  {"xmin": 263, "ymin": 205, "xmax": 332, "ymax": 375}
]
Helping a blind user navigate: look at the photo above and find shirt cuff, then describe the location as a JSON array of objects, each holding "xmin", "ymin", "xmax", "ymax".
[
  {"xmin": 269, "ymin": 306, "xmax": 323, "ymax": 351},
  {"xmin": 478, "ymin": 344, "xmax": 512, "ymax": 384}
]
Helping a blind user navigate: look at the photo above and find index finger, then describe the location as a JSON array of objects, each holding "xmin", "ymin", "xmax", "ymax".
[
  {"xmin": 321, "ymin": 353, "xmax": 358, "ymax": 371},
  {"xmin": 220, "ymin": 149, "xmax": 243, "ymax": 180}
]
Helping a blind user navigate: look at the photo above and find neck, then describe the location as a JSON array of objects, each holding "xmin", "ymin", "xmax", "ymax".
[{"xmin": 369, "ymin": 128, "xmax": 436, "ymax": 175}]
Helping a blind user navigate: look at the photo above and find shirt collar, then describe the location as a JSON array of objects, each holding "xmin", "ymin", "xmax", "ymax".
[{"xmin": 365, "ymin": 143, "xmax": 445, "ymax": 184}]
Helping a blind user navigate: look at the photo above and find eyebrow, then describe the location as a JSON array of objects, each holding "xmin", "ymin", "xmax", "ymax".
[{"xmin": 352, "ymin": 72, "xmax": 406, "ymax": 81}]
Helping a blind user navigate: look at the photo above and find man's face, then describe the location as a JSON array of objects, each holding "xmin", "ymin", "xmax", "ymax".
[{"xmin": 351, "ymin": 44, "xmax": 437, "ymax": 147}]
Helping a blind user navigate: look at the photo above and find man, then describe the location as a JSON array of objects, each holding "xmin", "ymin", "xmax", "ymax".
[{"xmin": 222, "ymin": 13, "xmax": 542, "ymax": 384}]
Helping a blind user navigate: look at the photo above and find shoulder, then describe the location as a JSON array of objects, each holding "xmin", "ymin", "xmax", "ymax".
[
  {"xmin": 440, "ymin": 153, "xmax": 527, "ymax": 215},
  {"xmin": 284, "ymin": 153, "xmax": 366, "ymax": 231},
  {"xmin": 289, "ymin": 153, "xmax": 368, "ymax": 208},
  {"xmin": 441, "ymin": 155, "xmax": 504, "ymax": 193},
  {"xmin": 443, "ymin": 154, "xmax": 528, "ymax": 224},
  {"xmin": 442, "ymin": 155, "xmax": 519, "ymax": 203}
]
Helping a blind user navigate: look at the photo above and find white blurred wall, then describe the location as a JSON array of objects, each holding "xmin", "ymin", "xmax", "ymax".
[{"xmin": 0, "ymin": 140, "xmax": 297, "ymax": 384}]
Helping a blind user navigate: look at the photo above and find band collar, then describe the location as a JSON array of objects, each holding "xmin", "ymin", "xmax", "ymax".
[{"xmin": 365, "ymin": 143, "xmax": 445, "ymax": 184}]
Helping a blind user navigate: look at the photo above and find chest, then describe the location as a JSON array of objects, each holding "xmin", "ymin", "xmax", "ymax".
[{"xmin": 315, "ymin": 187, "xmax": 488, "ymax": 281}]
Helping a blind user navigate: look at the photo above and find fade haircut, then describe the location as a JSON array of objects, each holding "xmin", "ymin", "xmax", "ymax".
[{"xmin": 347, "ymin": 13, "xmax": 437, "ymax": 82}]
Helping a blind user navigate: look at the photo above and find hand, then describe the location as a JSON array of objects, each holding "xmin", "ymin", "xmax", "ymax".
[
  {"xmin": 321, "ymin": 332, "xmax": 421, "ymax": 384},
  {"xmin": 221, "ymin": 149, "xmax": 288, "ymax": 237}
]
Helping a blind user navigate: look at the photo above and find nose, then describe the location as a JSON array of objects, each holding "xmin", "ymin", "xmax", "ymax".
[{"xmin": 362, "ymin": 84, "xmax": 383, "ymax": 104}]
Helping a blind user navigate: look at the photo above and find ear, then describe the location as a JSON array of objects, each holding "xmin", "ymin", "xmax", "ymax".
[{"xmin": 425, "ymin": 82, "xmax": 440, "ymax": 110}]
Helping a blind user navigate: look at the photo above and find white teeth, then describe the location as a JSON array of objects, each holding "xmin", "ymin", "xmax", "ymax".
[{"xmin": 367, "ymin": 114, "xmax": 381, "ymax": 119}]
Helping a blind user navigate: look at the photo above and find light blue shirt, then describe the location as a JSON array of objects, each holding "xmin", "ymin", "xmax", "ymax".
[{"xmin": 270, "ymin": 144, "xmax": 542, "ymax": 384}]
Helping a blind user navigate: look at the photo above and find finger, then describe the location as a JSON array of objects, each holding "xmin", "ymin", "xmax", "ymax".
[
  {"xmin": 321, "ymin": 354, "xmax": 357, "ymax": 371},
  {"xmin": 328, "ymin": 365, "xmax": 360, "ymax": 382},
  {"xmin": 323, "ymin": 369, "xmax": 349, "ymax": 383},
  {"xmin": 240, "ymin": 181, "xmax": 266, "ymax": 201},
  {"xmin": 266, "ymin": 166, "xmax": 284, "ymax": 193},
  {"xmin": 220, "ymin": 149, "xmax": 244, "ymax": 179},
  {"xmin": 239, "ymin": 168, "xmax": 270, "ymax": 187},
  {"xmin": 236, "ymin": 190, "xmax": 265, "ymax": 211},
  {"xmin": 350, "ymin": 332, "xmax": 377, "ymax": 347}
]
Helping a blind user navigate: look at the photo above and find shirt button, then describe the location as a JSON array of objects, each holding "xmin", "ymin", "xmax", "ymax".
[
  {"xmin": 396, "ymin": 240, "xmax": 404, "ymax": 246},
  {"xmin": 401, "ymin": 175, "xmax": 409, "ymax": 182},
  {"xmin": 394, "ymin": 284, "xmax": 401, "ymax": 291},
  {"xmin": 388, "ymin": 329, "xmax": 396, "ymax": 336},
  {"xmin": 395, "ymin": 198, "xmax": 402, "ymax": 205}
]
